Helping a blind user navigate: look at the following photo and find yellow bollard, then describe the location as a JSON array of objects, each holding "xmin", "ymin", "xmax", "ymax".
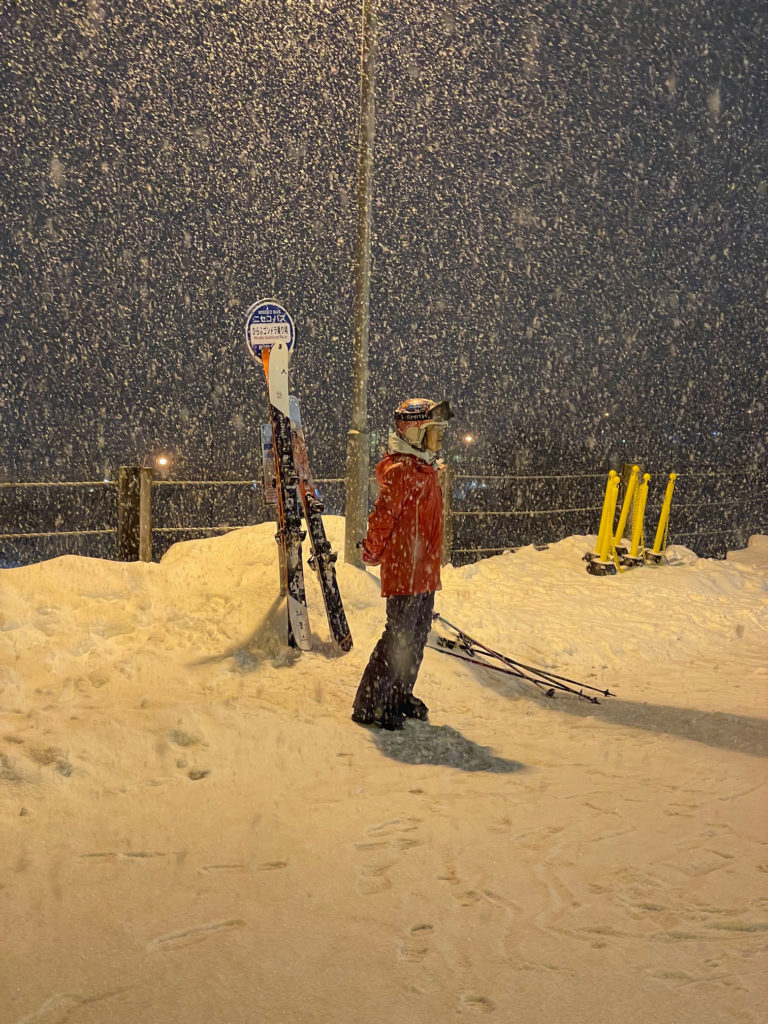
[
  {"xmin": 597, "ymin": 473, "xmax": 621, "ymax": 562},
  {"xmin": 646, "ymin": 472, "xmax": 678, "ymax": 564},
  {"xmin": 586, "ymin": 471, "xmax": 620, "ymax": 575},
  {"xmin": 586, "ymin": 471, "xmax": 618, "ymax": 559},
  {"xmin": 622, "ymin": 473, "xmax": 650, "ymax": 566},
  {"xmin": 613, "ymin": 465, "xmax": 640, "ymax": 551}
]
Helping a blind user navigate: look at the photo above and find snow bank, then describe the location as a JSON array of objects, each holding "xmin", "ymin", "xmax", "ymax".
[{"xmin": 1, "ymin": 519, "xmax": 766, "ymax": 1024}]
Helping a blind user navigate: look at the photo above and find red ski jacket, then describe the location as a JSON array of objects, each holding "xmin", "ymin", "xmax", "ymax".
[{"xmin": 362, "ymin": 453, "xmax": 444, "ymax": 597}]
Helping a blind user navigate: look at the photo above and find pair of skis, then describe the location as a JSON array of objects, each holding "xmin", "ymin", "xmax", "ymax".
[
  {"xmin": 428, "ymin": 615, "xmax": 614, "ymax": 704},
  {"xmin": 248, "ymin": 322, "xmax": 351, "ymax": 653},
  {"xmin": 289, "ymin": 396, "xmax": 353, "ymax": 651}
]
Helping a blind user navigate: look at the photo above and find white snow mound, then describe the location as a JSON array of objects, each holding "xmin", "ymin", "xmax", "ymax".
[{"xmin": 1, "ymin": 518, "xmax": 766, "ymax": 1024}]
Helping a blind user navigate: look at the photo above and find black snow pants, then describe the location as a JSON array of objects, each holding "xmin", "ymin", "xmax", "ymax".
[{"xmin": 353, "ymin": 592, "xmax": 435, "ymax": 722}]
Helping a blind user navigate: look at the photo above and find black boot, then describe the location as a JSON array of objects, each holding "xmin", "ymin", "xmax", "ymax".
[
  {"xmin": 402, "ymin": 695, "xmax": 429, "ymax": 721},
  {"xmin": 352, "ymin": 707, "xmax": 406, "ymax": 731}
]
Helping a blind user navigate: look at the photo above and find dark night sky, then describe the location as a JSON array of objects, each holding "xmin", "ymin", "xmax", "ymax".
[{"xmin": 1, "ymin": 0, "xmax": 766, "ymax": 483}]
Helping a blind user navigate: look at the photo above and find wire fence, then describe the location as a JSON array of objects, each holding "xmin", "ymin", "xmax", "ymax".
[
  {"xmin": 447, "ymin": 468, "xmax": 767, "ymax": 563},
  {"xmin": 1, "ymin": 467, "xmax": 766, "ymax": 567}
]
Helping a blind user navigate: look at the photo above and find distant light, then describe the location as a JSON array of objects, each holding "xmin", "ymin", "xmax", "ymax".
[
  {"xmin": 156, "ymin": 456, "xmax": 170, "ymax": 467},
  {"xmin": 463, "ymin": 433, "xmax": 475, "ymax": 445}
]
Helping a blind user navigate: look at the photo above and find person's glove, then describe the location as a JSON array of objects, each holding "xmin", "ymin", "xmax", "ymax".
[{"xmin": 359, "ymin": 538, "xmax": 381, "ymax": 566}]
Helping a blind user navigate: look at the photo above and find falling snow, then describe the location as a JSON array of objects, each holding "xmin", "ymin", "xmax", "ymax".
[
  {"xmin": 1, "ymin": 0, "xmax": 765, "ymax": 490},
  {"xmin": 2, "ymin": 5, "xmax": 767, "ymax": 1018}
]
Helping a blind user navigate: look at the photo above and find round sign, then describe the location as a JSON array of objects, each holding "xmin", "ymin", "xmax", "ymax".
[{"xmin": 244, "ymin": 299, "xmax": 295, "ymax": 359}]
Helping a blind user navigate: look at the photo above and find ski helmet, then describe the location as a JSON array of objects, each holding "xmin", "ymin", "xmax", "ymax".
[{"xmin": 393, "ymin": 398, "xmax": 454, "ymax": 449}]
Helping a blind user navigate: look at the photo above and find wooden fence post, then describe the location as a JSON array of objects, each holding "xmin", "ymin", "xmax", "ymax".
[
  {"xmin": 139, "ymin": 467, "xmax": 153, "ymax": 562},
  {"xmin": 440, "ymin": 463, "xmax": 454, "ymax": 566},
  {"xmin": 117, "ymin": 466, "xmax": 141, "ymax": 561}
]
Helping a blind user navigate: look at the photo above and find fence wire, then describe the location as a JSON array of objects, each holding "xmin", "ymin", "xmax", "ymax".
[{"xmin": 1, "ymin": 469, "xmax": 765, "ymax": 561}]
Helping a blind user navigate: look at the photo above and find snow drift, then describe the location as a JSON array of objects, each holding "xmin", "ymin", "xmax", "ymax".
[{"xmin": 1, "ymin": 520, "xmax": 766, "ymax": 1023}]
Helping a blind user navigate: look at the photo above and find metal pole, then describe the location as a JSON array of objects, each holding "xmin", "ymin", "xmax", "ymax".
[
  {"xmin": 344, "ymin": 0, "xmax": 376, "ymax": 566},
  {"xmin": 440, "ymin": 463, "xmax": 454, "ymax": 566}
]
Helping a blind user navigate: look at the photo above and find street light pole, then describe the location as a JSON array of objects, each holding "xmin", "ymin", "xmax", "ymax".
[{"xmin": 344, "ymin": 0, "xmax": 377, "ymax": 566}]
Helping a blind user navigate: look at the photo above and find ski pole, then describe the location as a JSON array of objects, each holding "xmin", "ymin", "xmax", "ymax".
[
  {"xmin": 435, "ymin": 615, "xmax": 614, "ymax": 698},
  {"xmin": 466, "ymin": 643, "xmax": 614, "ymax": 699},
  {"xmin": 428, "ymin": 641, "xmax": 601, "ymax": 704}
]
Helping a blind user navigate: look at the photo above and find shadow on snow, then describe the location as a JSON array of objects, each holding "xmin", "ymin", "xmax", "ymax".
[
  {"xmin": 370, "ymin": 721, "xmax": 525, "ymax": 774},
  {"xmin": 456, "ymin": 665, "xmax": 768, "ymax": 759}
]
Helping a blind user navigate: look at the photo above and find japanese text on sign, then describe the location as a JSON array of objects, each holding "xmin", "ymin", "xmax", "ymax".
[{"xmin": 249, "ymin": 321, "xmax": 291, "ymax": 343}]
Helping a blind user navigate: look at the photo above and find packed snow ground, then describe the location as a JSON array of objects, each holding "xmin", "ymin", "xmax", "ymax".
[{"xmin": 1, "ymin": 519, "xmax": 766, "ymax": 1024}]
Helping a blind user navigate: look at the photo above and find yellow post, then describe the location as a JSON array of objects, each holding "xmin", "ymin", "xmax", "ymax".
[
  {"xmin": 628, "ymin": 473, "xmax": 651, "ymax": 560},
  {"xmin": 613, "ymin": 464, "xmax": 640, "ymax": 548},
  {"xmin": 597, "ymin": 472, "xmax": 621, "ymax": 563},
  {"xmin": 650, "ymin": 472, "xmax": 678, "ymax": 556},
  {"xmin": 591, "ymin": 470, "xmax": 618, "ymax": 560}
]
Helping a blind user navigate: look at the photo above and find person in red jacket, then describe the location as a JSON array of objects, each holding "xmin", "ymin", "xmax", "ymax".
[{"xmin": 352, "ymin": 397, "xmax": 454, "ymax": 730}]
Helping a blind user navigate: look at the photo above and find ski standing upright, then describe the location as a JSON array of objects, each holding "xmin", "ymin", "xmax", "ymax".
[
  {"xmin": 290, "ymin": 397, "xmax": 353, "ymax": 650},
  {"xmin": 245, "ymin": 298, "xmax": 351, "ymax": 652}
]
